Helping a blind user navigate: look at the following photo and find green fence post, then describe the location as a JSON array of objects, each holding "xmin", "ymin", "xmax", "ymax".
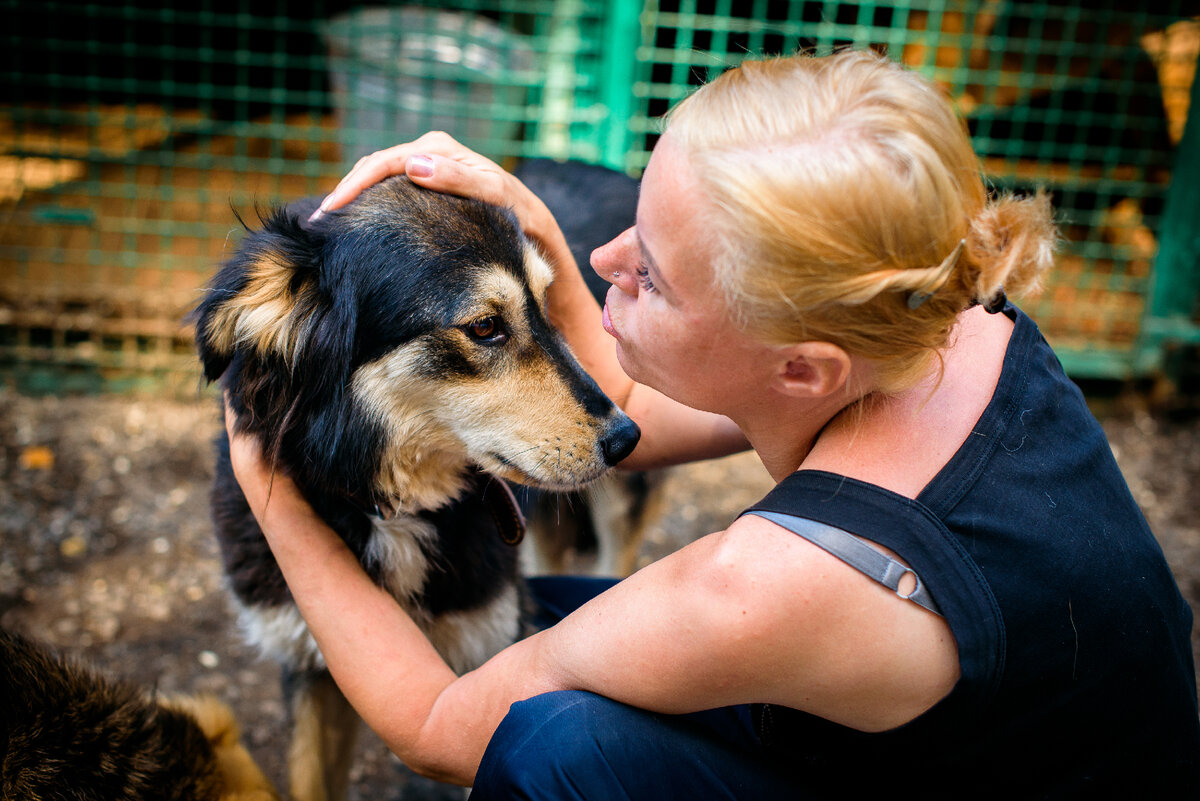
[
  {"xmin": 535, "ymin": 0, "xmax": 587, "ymax": 160},
  {"xmin": 598, "ymin": 0, "xmax": 644, "ymax": 171},
  {"xmin": 1140, "ymin": 45, "xmax": 1200, "ymax": 374}
]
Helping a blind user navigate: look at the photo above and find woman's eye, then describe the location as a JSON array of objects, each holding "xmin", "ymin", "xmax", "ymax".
[
  {"xmin": 465, "ymin": 316, "xmax": 508, "ymax": 344},
  {"xmin": 636, "ymin": 263, "xmax": 657, "ymax": 293}
]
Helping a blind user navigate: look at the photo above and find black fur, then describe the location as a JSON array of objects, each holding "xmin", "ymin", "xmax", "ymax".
[{"xmin": 513, "ymin": 159, "xmax": 639, "ymax": 303}]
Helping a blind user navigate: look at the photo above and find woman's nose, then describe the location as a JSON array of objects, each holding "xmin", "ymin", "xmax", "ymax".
[{"xmin": 591, "ymin": 226, "xmax": 640, "ymax": 295}]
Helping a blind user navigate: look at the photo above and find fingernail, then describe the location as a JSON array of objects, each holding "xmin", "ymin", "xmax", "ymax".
[
  {"xmin": 307, "ymin": 199, "xmax": 329, "ymax": 223},
  {"xmin": 408, "ymin": 154, "xmax": 434, "ymax": 178}
]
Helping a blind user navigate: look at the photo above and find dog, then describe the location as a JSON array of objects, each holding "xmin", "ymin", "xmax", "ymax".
[
  {"xmin": 191, "ymin": 175, "xmax": 640, "ymax": 801},
  {"xmin": 0, "ymin": 627, "xmax": 278, "ymax": 801}
]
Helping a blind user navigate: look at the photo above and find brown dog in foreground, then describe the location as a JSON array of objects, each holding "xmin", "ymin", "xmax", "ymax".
[{"xmin": 0, "ymin": 627, "xmax": 278, "ymax": 801}]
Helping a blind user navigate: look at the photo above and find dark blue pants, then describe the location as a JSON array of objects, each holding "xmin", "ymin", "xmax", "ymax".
[{"xmin": 469, "ymin": 577, "xmax": 805, "ymax": 800}]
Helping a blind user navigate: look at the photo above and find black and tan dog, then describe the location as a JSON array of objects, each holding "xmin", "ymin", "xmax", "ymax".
[
  {"xmin": 0, "ymin": 627, "xmax": 277, "ymax": 801},
  {"xmin": 191, "ymin": 176, "xmax": 640, "ymax": 801}
]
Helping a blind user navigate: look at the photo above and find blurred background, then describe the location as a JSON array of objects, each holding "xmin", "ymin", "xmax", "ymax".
[
  {"xmin": 2, "ymin": 1, "xmax": 1199, "ymax": 798},
  {"xmin": 1, "ymin": 0, "xmax": 1198, "ymax": 390}
]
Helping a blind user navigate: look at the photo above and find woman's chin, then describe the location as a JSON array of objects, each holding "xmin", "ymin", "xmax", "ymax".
[{"xmin": 613, "ymin": 344, "xmax": 640, "ymax": 381}]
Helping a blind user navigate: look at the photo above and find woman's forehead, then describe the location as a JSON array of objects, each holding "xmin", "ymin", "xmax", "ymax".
[
  {"xmin": 637, "ymin": 137, "xmax": 706, "ymax": 247},
  {"xmin": 640, "ymin": 134, "xmax": 684, "ymax": 202}
]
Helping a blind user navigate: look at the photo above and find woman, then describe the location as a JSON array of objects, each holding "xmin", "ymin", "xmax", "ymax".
[{"xmin": 231, "ymin": 50, "xmax": 1199, "ymax": 797}]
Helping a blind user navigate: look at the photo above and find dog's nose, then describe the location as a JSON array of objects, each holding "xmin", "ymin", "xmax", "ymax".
[{"xmin": 600, "ymin": 415, "xmax": 641, "ymax": 466}]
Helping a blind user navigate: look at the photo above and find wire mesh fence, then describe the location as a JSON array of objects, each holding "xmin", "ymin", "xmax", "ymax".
[{"xmin": 2, "ymin": 0, "xmax": 1197, "ymax": 394}]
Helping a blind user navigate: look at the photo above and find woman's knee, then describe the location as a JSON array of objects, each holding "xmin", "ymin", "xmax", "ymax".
[{"xmin": 471, "ymin": 691, "xmax": 631, "ymax": 800}]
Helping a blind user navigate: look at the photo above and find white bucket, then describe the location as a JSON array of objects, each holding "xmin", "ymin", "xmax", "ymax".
[{"xmin": 323, "ymin": 6, "xmax": 534, "ymax": 164}]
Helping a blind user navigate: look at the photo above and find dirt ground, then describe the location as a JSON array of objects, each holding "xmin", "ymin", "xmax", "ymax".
[{"xmin": 2, "ymin": 383, "xmax": 1198, "ymax": 799}]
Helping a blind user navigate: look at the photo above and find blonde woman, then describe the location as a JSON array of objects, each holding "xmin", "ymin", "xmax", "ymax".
[{"xmin": 228, "ymin": 51, "xmax": 1199, "ymax": 797}]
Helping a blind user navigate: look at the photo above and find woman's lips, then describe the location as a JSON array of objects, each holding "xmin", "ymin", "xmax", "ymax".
[{"xmin": 602, "ymin": 304, "xmax": 618, "ymax": 339}]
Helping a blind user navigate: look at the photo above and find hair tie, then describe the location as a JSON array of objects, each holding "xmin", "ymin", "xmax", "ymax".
[
  {"xmin": 907, "ymin": 238, "xmax": 965, "ymax": 310},
  {"xmin": 964, "ymin": 289, "xmax": 1008, "ymax": 313}
]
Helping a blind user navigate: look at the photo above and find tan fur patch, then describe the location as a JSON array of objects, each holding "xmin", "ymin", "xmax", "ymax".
[
  {"xmin": 159, "ymin": 695, "xmax": 280, "ymax": 800},
  {"xmin": 351, "ymin": 345, "xmax": 474, "ymax": 512},
  {"xmin": 204, "ymin": 254, "xmax": 318, "ymax": 365},
  {"xmin": 523, "ymin": 245, "xmax": 555, "ymax": 303},
  {"xmin": 287, "ymin": 674, "xmax": 358, "ymax": 801},
  {"xmin": 458, "ymin": 266, "xmax": 532, "ymax": 330},
  {"xmin": 355, "ymin": 339, "xmax": 613, "ymax": 499}
]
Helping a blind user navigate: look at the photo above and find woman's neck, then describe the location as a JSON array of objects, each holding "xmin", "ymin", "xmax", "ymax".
[
  {"xmin": 797, "ymin": 307, "xmax": 1014, "ymax": 498},
  {"xmin": 738, "ymin": 384, "xmax": 868, "ymax": 483},
  {"xmin": 740, "ymin": 306, "xmax": 1014, "ymax": 489}
]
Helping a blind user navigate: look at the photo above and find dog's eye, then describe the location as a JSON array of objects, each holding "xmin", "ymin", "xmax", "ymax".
[{"xmin": 464, "ymin": 316, "xmax": 508, "ymax": 345}]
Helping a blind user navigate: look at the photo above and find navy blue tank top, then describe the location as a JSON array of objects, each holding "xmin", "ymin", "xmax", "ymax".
[{"xmin": 743, "ymin": 307, "xmax": 1199, "ymax": 798}]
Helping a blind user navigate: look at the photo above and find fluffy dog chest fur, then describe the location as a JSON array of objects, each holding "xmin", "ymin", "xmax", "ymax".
[{"xmin": 237, "ymin": 509, "xmax": 522, "ymax": 676}]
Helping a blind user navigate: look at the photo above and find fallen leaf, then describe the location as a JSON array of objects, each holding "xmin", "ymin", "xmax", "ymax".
[{"xmin": 19, "ymin": 446, "xmax": 55, "ymax": 471}]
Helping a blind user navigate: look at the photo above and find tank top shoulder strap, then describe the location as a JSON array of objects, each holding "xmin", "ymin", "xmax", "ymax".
[
  {"xmin": 742, "ymin": 470, "xmax": 1006, "ymax": 704},
  {"xmin": 742, "ymin": 509, "xmax": 943, "ymax": 616}
]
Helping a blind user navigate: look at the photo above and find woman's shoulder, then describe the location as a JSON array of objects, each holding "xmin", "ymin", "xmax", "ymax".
[{"xmin": 711, "ymin": 510, "xmax": 961, "ymax": 729}]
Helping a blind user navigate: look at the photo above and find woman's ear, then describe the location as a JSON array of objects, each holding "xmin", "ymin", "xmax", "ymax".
[{"xmin": 774, "ymin": 341, "xmax": 853, "ymax": 398}]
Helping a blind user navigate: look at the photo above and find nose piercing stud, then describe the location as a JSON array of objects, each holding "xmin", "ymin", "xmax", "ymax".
[{"xmin": 611, "ymin": 270, "xmax": 621, "ymax": 280}]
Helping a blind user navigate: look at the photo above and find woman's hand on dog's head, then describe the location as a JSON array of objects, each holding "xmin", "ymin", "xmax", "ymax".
[{"xmin": 310, "ymin": 132, "xmax": 561, "ymax": 249}]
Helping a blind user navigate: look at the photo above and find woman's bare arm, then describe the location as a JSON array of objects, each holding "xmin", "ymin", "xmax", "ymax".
[{"xmin": 226, "ymin": 407, "xmax": 957, "ymax": 785}]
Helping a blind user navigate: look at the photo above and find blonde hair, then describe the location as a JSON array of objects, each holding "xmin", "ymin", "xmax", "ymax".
[{"xmin": 666, "ymin": 49, "xmax": 1058, "ymax": 392}]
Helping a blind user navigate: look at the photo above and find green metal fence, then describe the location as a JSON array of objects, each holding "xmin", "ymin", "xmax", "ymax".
[{"xmin": 2, "ymin": 0, "xmax": 1197, "ymax": 394}]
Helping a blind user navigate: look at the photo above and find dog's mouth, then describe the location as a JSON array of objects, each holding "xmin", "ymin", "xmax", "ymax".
[
  {"xmin": 484, "ymin": 452, "xmax": 544, "ymax": 487},
  {"xmin": 483, "ymin": 451, "xmax": 608, "ymax": 492}
]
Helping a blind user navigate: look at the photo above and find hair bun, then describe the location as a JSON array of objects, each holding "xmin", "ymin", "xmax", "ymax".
[{"xmin": 964, "ymin": 190, "xmax": 1058, "ymax": 308}]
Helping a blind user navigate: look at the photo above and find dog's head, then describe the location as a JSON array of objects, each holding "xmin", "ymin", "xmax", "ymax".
[{"xmin": 193, "ymin": 177, "xmax": 639, "ymax": 512}]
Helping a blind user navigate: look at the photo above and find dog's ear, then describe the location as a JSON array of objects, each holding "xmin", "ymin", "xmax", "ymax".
[{"xmin": 192, "ymin": 208, "xmax": 334, "ymax": 382}]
